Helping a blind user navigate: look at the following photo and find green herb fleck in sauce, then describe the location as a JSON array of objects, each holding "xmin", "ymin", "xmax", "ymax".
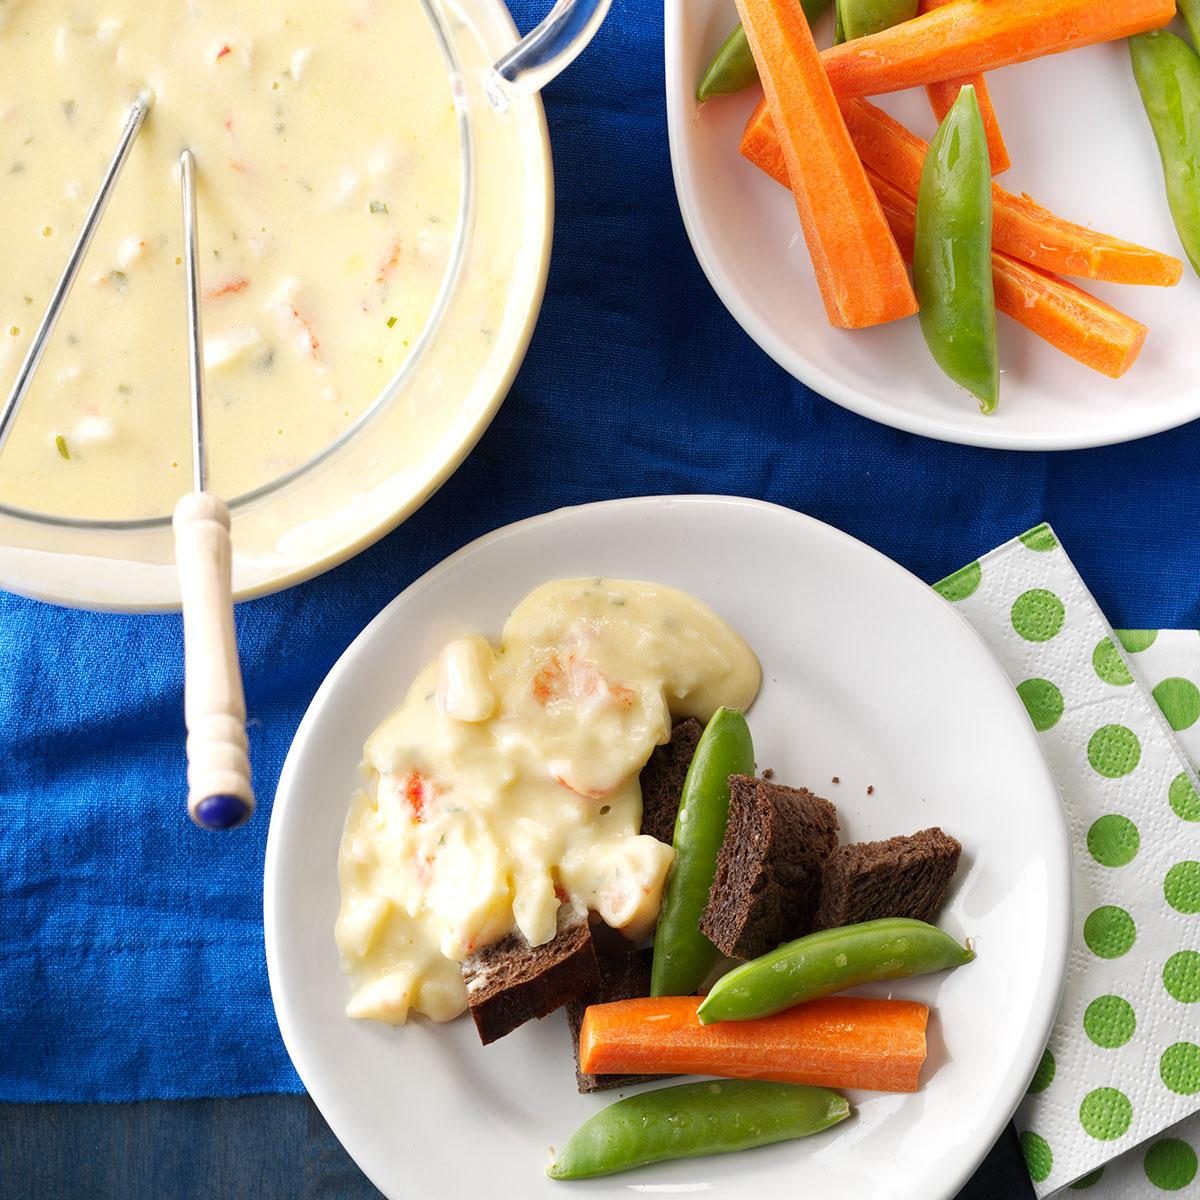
[
  {"xmin": 386, "ymin": 315, "xmax": 398, "ymax": 329},
  {"xmin": 55, "ymin": 435, "xmax": 70, "ymax": 461},
  {"xmin": 369, "ymin": 200, "xmax": 389, "ymax": 215}
]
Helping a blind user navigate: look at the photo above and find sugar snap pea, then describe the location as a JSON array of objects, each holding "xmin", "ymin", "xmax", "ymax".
[
  {"xmin": 546, "ymin": 1080, "xmax": 850, "ymax": 1180},
  {"xmin": 1130, "ymin": 30, "xmax": 1200, "ymax": 276},
  {"xmin": 697, "ymin": 917, "xmax": 974, "ymax": 1024},
  {"xmin": 913, "ymin": 84, "xmax": 999, "ymax": 413},
  {"xmin": 834, "ymin": 0, "xmax": 918, "ymax": 45},
  {"xmin": 696, "ymin": 24, "xmax": 760, "ymax": 102},
  {"xmin": 650, "ymin": 707, "xmax": 753, "ymax": 998},
  {"xmin": 696, "ymin": 0, "xmax": 833, "ymax": 102}
]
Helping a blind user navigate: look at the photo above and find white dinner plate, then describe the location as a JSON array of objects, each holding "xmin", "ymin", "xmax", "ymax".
[
  {"xmin": 264, "ymin": 494, "xmax": 1071, "ymax": 1200},
  {"xmin": 666, "ymin": 4, "xmax": 1200, "ymax": 450}
]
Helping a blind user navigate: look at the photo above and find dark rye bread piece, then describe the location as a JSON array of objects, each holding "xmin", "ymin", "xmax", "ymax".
[
  {"xmin": 639, "ymin": 718, "xmax": 703, "ymax": 845},
  {"xmin": 462, "ymin": 905, "xmax": 600, "ymax": 1045},
  {"xmin": 700, "ymin": 776, "xmax": 839, "ymax": 960},
  {"xmin": 813, "ymin": 827, "xmax": 963, "ymax": 931},
  {"xmin": 566, "ymin": 949, "xmax": 665, "ymax": 1093}
]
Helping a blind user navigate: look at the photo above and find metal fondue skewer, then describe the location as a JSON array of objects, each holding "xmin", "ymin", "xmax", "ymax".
[
  {"xmin": 0, "ymin": 91, "xmax": 154, "ymax": 455},
  {"xmin": 0, "ymin": 94, "xmax": 253, "ymax": 830},
  {"xmin": 175, "ymin": 148, "xmax": 255, "ymax": 830}
]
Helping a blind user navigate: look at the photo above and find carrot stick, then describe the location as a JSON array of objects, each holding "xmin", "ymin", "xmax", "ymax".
[
  {"xmin": 733, "ymin": 0, "xmax": 917, "ymax": 328},
  {"xmin": 819, "ymin": 0, "xmax": 1175, "ymax": 99},
  {"xmin": 869, "ymin": 172, "xmax": 1147, "ymax": 377},
  {"xmin": 919, "ymin": 0, "xmax": 1009, "ymax": 174},
  {"xmin": 740, "ymin": 98, "xmax": 1183, "ymax": 288},
  {"xmin": 739, "ymin": 102, "xmax": 792, "ymax": 188},
  {"xmin": 578, "ymin": 995, "xmax": 929, "ymax": 1093}
]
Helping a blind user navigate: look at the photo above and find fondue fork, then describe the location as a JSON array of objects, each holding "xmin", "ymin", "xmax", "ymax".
[
  {"xmin": 0, "ymin": 94, "xmax": 253, "ymax": 829},
  {"xmin": 175, "ymin": 149, "xmax": 255, "ymax": 830},
  {"xmin": 0, "ymin": 92, "xmax": 153, "ymax": 453}
]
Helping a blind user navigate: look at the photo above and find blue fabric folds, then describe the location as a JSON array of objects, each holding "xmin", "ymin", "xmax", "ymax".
[{"xmin": 1, "ymin": 4, "xmax": 1198, "ymax": 1101}]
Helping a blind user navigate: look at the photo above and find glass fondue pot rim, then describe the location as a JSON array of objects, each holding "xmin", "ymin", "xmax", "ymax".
[{"xmin": 0, "ymin": 0, "xmax": 475, "ymax": 534}]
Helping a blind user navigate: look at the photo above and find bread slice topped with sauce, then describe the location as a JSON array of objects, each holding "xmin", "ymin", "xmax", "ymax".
[
  {"xmin": 461, "ymin": 717, "xmax": 710, "ymax": 1047},
  {"xmin": 462, "ymin": 906, "xmax": 601, "ymax": 1045},
  {"xmin": 639, "ymin": 718, "xmax": 704, "ymax": 846}
]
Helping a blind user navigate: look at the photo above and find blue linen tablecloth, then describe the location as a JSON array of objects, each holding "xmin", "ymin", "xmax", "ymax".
[{"xmin": 1, "ymin": 4, "xmax": 1198, "ymax": 1104}]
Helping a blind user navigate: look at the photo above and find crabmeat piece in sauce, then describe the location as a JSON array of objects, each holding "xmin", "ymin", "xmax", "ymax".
[{"xmin": 335, "ymin": 579, "xmax": 761, "ymax": 1024}]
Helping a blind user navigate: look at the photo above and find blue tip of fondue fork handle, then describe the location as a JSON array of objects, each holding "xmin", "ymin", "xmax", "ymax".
[{"xmin": 192, "ymin": 794, "xmax": 252, "ymax": 831}]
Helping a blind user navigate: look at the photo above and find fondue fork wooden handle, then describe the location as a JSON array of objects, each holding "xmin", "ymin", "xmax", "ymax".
[{"xmin": 173, "ymin": 491, "xmax": 254, "ymax": 829}]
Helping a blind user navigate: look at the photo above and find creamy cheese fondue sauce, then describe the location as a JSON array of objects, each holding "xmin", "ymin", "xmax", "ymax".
[
  {"xmin": 336, "ymin": 579, "xmax": 762, "ymax": 1024},
  {"xmin": 0, "ymin": 0, "xmax": 461, "ymax": 520}
]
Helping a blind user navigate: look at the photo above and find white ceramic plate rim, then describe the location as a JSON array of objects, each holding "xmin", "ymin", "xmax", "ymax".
[
  {"xmin": 664, "ymin": 4, "xmax": 1200, "ymax": 452},
  {"xmin": 264, "ymin": 494, "xmax": 1072, "ymax": 1200}
]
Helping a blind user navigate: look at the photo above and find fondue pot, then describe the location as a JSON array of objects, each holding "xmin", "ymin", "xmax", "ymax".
[{"xmin": 0, "ymin": 0, "xmax": 606, "ymax": 610}]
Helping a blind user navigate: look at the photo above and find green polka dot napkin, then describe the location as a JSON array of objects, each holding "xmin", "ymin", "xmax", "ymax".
[
  {"xmin": 1049, "ymin": 629, "xmax": 1200, "ymax": 1197},
  {"xmin": 935, "ymin": 525, "xmax": 1200, "ymax": 1197}
]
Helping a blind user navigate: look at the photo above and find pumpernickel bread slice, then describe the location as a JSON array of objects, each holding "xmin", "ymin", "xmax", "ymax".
[
  {"xmin": 699, "ymin": 775, "xmax": 839, "ymax": 960},
  {"xmin": 462, "ymin": 905, "xmax": 600, "ymax": 1045},
  {"xmin": 813, "ymin": 827, "xmax": 962, "ymax": 931},
  {"xmin": 566, "ymin": 949, "xmax": 666, "ymax": 1093},
  {"xmin": 639, "ymin": 718, "xmax": 703, "ymax": 845}
]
